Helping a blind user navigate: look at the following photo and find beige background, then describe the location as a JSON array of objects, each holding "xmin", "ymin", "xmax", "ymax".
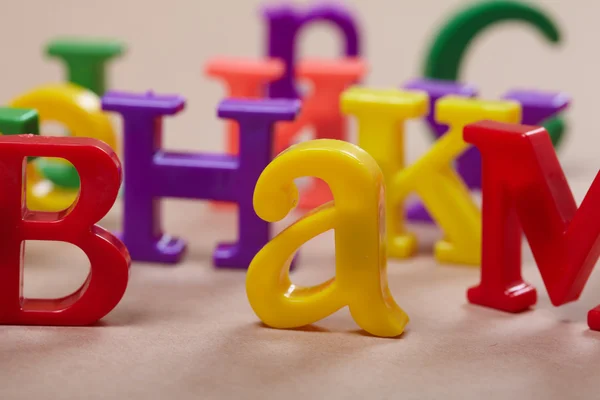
[{"xmin": 2, "ymin": 0, "xmax": 600, "ymax": 399}]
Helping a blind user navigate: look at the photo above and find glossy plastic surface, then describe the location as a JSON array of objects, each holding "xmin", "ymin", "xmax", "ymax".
[
  {"xmin": 342, "ymin": 88, "xmax": 520, "ymax": 265},
  {"xmin": 263, "ymin": 2, "xmax": 360, "ymax": 99},
  {"xmin": 421, "ymin": 0, "xmax": 566, "ymax": 146},
  {"xmin": 11, "ymin": 84, "xmax": 117, "ymax": 210},
  {"xmin": 0, "ymin": 108, "xmax": 40, "ymax": 162},
  {"xmin": 275, "ymin": 58, "xmax": 366, "ymax": 209},
  {"xmin": 0, "ymin": 109, "xmax": 54, "ymax": 213},
  {"xmin": 40, "ymin": 38, "xmax": 124, "ymax": 190},
  {"xmin": 102, "ymin": 91, "xmax": 300, "ymax": 268},
  {"xmin": 0, "ymin": 108, "xmax": 40, "ymax": 136},
  {"xmin": 46, "ymin": 37, "xmax": 125, "ymax": 96},
  {"xmin": 0, "ymin": 134, "xmax": 130, "ymax": 325},
  {"xmin": 459, "ymin": 89, "xmax": 570, "ymax": 189},
  {"xmin": 402, "ymin": 78, "xmax": 477, "ymax": 223},
  {"xmin": 403, "ymin": 79, "xmax": 569, "ymax": 222},
  {"xmin": 504, "ymin": 89, "xmax": 570, "ymax": 145},
  {"xmin": 403, "ymin": 78, "xmax": 478, "ymax": 142},
  {"xmin": 205, "ymin": 57, "xmax": 284, "ymax": 155},
  {"xmin": 423, "ymin": 1, "xmax": 559, "ymax": 80},
  {"xmin": 464, "ymin": 120, "xmax": 600, "ymax": 332},
  {"xmin": 246, "ymin": 139, "xmax": 408, "ymax": 337}
]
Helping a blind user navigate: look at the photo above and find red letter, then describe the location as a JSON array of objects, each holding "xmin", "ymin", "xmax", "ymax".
[
  {"xmin": 464, "ymin": 120, "xmax": 600, "ymax": 330},
  {"xmin": 0, "ymin": 135, "xmax": 130, "ymax": 326}
]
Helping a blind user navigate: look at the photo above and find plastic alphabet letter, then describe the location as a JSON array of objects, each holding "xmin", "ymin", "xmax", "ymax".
[
  {"xmin": 458, "ymin": 89, "xmax": 570, "ymax": 189},
  {"xmin": 341, "ymin": 88, "xmax": 427, "ymax": 258},
  {"xmin": 464, "ymin": 120, "xmax": 600, "ymax": 331},
  {"xmin": 0, "ymin": 106, "xmax": 85, "ymax": 212},
  {"xmin": 402, "ymin": 78, "xmax": 477, "ymax": 222},
  {"xmin": 205, "ymin": 57, "xmax": 284, "ymax": 155},
  {"xmin": 263, "ymin": 2, "xmax": 360, "ymax": 99},
  {"xmin": 403, "ymin": 79, "xmax": 570, "ymax": 222},
  {"xmin": 39, "ymin": 38, "xmax": 124, "ymax": 191},
  {"xmin": 420, "ymin": 0, "xmax": 568, "ymax": 152},
  {"xmin": 246, "ymin": 139, "xmax": 408, "ymax": 337},
  {"xmin": 342, "ymin": 88, "xmax": 520, "ymax": 265},
  {"xmin": 46, "ymin": 37, "xmax": 125, "ymax": 96},
  {"xmin": 0, "ymin": 135, "xmax": 130, "ymax": 326},
  {"xmin": 274, "ymin": 58, "xmax": 366, "ymax": 209},
  {"xmin": 0, "ymin": 108, "xmax": 40, "ymax": 137},
  {"xmin": 0, "ymin": 107, "xmax": 41, "ymax": 160},
  {"xmin": 11, "ymin": 84, "xmax": 117, "ymax": 209},
  {"xmin": 102, "ymin": 91, "xmax": 300, "ymax": 268},
  {"xmin": 402, "ymin": 78, "xmax": 478, "ymax": 143}
]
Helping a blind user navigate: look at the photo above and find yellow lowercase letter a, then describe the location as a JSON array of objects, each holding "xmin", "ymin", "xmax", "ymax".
[{"xmin": 246, "ymin": 139, "xmax": 408, "ymax": 338}]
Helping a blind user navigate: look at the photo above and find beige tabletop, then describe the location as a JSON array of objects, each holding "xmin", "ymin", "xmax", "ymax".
[{"xmin": 2, "ymin": 0, "xmax": 600, "ymax": 399}]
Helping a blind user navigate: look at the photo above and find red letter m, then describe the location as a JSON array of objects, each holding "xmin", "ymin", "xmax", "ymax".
[{"xmin": 464, "ymin": 120, "xmax": 600, "ymax": 331}]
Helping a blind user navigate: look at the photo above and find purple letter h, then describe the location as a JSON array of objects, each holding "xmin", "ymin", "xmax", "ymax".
[{"xmin": 102, "ymin": 91, "xmax": 300, "ymax": 269}]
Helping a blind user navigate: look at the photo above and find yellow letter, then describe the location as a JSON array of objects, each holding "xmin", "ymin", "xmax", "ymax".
[
  {"xmin": 246, "ymin": 139, "xmax": 408, "ymax": 337},
  {"xmin": 342, "ymin": 89, "xmax": 521, "ymax": 265},
  {"xmin": 11, "ymin": 83, "xmax": 117, "ymax": 211},
  {"xmin": 340, "ymin": 88, "xmax": 428, "ymax": 260}
]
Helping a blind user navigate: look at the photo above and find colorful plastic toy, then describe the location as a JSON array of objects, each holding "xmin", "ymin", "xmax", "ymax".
[
  {"xmin": 274, "ymin": 58, "xmax": 366, "ymax": 209},
  {"xmin": 0, "ymin": 133, "xmax": 129, "ymax": 326},
  {"xmin": 202, "ymin": 3, "xmax": 361, "ymax": 210},
  {"xmin": 10, "ymin": 84, "xmax": 117, "ymax": 211},
  {"xmin": 421, "ymin": 0, "xmax": 565, "ymax": 148},
  {"xmin": 460, "ymin": 89, "xmax": 569, "ymax": 188},
  {"xmin": 402, "ymin": 78, "xmax": 476, "ymax": 224},
  {"xmin": 206, "ymin": 59, "xmax": 365, "ymax": 209},
  {"xmin": 0, "ymin": 107, "xmax": 40, "ymax": 165},
  {"xmin": 34, "ymin": 38, "xmax": 125, "ymax": 191},
  {"xmin": 102, "ymin": 91, "xmax": 300, "ymax": 268},
  {"xmin": 403, "ymin": 79, "xmax": 569, "ymax": 222},
  {"xmin": 342, "ymin": 87, "xmax": 520, "ymax": 265},
  {"xmin": 263, "ymin": 2, "xmax": 360, "ymax": 99},
  {"xmin": 205, "ymin": 58, "xmax": 284, "ymax": 155},
  {"xmin": 47, "ymin": 37, "xmax": 125, "ymax": 96},
  {"xmin": 403, "ymin": 78, "xmax": 478, "ymax": 146},
  {"xmin": 464, "ymin": 120, "xmax": 600, "ymax": 332},
  {"xmin": 246, "ymin": 139, "xmax": 408, "ymax": 337},
  {"xmin": 0, "ymin": 108, "xmax": 56, "ymax": 211},
  {"xmin": 0, "ymin": 108, "xmax": 40, "ymax": 137}
]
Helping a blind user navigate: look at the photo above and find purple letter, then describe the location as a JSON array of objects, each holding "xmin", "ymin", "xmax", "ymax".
[
  {"xmin": 102, "ymin": 91, "xmax": 300, "ymax": 268},
  {"xmin": 264, "ymin": 2, "xmax": 360, "ymax": 99}
]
